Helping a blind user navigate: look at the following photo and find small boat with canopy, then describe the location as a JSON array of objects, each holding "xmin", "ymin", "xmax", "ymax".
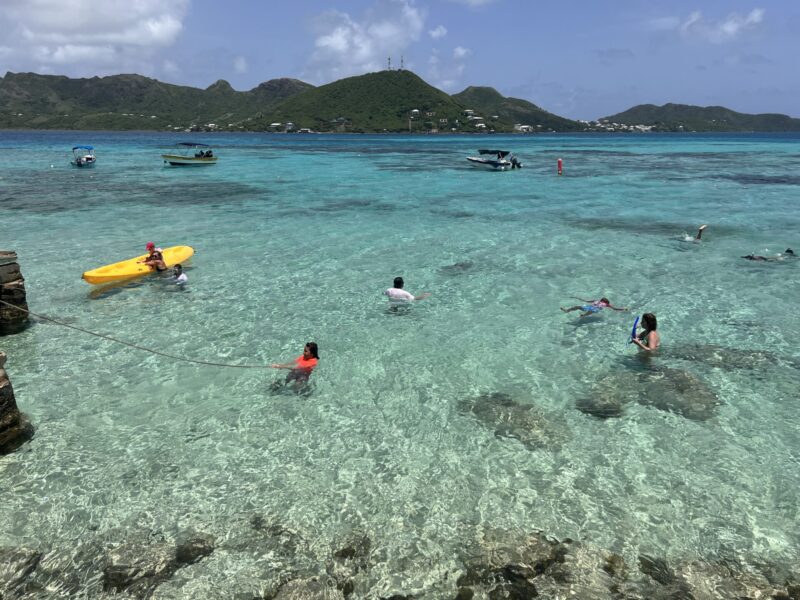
[
  {"xmin": 161, "ymin": 142, "xmax": 218, "ymax": 166},
  {"xmin": 466, "ymin": 149, "xmax": 523, "ymax": 171},
  {"xmin": 71, "ymin": 145, "xmax": 96, "ymax": 168}
]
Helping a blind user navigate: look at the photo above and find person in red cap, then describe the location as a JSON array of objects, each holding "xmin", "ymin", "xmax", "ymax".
[{"xmin": 140, "ymin": 242, "xmax": 167, "ymax": 271}]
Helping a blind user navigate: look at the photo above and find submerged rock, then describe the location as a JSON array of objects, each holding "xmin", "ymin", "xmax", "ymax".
[
  {"xmin": 458, "ymin": 392, "xmax": 568, "ymax": 450},
  {"xmin": 578, "ymin": 367, "xmax": 721, "ymax": 421},
  {"xmin": 103, "ymin": 532, "xmax": 215, "ymax": 597},
  {"xmin": 668, "ymin": 343, "xmax": 782, "ymax": 372}
]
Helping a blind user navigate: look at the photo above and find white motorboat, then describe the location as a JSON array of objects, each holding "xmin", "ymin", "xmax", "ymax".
[
  {"xmin": 162, "ymin": 142, "xmax": 218, "ymax": 166},
  {"xmin": 70, "ymin": 145, "xmax": 96, "ymax": 168},
  {"xmin": 466, "ymin": 149, "xmax": 523, "ymax": 171}
]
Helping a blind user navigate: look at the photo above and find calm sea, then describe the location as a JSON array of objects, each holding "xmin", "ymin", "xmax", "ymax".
[{"xmin": 1, "ymin": 131, "xmax": 799, "ymax": 596}]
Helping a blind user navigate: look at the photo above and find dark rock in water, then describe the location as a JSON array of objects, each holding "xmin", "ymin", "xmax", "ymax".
[
  {"xmin": 270, "ymin": 577, "xmax": 344, "ymax": 599},
  {"xmin": 438, "ymin": 261, "xmax": 474, "ymax": 275},
  {"xmin": 458, "ymin": 392, "xmax": 568, "ymax": 450},
  {"xmin": 0, "ymin": 351, "xmax": 34, "ymax": 454},
  {"xmin": 103, "ymin": 532, "xmax": 215, "ymax": 597},
  {"xmin": 328, "ymin": 533, "xmax": 372, "ymax": 596},
  {"xmin": 0, "ymin": 252, "xmax": 29, "ymax": 335},
  {"xmin": 175, "ymin": 532, "xmax": 215, "ymax": 565},
  {"xmin": 669, "ymin": 343, "xmax": 780, "ymax": 371},
  {"xmin": 579, "ymin": 367, "xmax": 721, "ymax": 421},
  {"xmin": 0, "ymin": 547, "xmax": 42, "ymax": 593},
  {"xmin": 458, "ymin": 528, "xmax": 629, "ymax": 600},
  {"xmin": 638, "ymin": 554, "xmax": 675, "ymax": 585}
]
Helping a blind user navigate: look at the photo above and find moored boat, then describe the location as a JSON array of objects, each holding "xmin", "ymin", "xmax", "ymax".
[
  {"xmin": 70, "ymin": 145, "xmax": 96, "ymax": 168},
  {"xmin": 466, "ymin": 149, "xmax": 523, "ymax": 171},
  {"xmin": 161, "ymin": 143, "xmax": 217, "ymax": 166}
]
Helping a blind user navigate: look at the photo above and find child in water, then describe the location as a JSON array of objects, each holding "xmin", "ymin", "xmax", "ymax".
[
  {"xmin": 173, "ymin": 264, "xmax": 187, "ymax": 285},
  {"xmin": 561, "ymin": 296, "xmax": 627, "ymax": 318},
  {"xmin": 269, "ymin": 342, "xmax": 319, "ymax": 394}
]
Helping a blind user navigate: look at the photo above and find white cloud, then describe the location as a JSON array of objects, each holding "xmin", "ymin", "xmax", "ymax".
[
  {"xmin": 429, "ymin": 25, "xmax": 447, "ymax": 39},
  {"xmin": 453, "ymin": 46, "xmax": 471, "ymax": 59},
  {"xmin": 233, "ymin": 56, "xmax": 248, "ymax": 74},
  {"xmin": 427, "ymin": 46, "xmax": 470, "ymax": 92},
  {"xmin": 0, "ymin": 0, "xmax": 189, "ymax": 75},
  {"xmin": 652, "ymin": 8, "xmax": 765, "ymax": 43},
  {"xmin": 305, "ymin": 0, "xmax": 425, "ymax": 83}
]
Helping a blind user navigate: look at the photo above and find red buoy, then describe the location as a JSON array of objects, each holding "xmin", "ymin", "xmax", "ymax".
[{"xmin": 557, "ymin": 158, "xmax": 563, "ymax": 176}]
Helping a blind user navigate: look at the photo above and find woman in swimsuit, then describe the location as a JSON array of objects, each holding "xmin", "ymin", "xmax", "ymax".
[
  {"xmin": 632, "ymin": 312, "xmax": 660, "ymax": 352},
  {"xmin": 561, "ymin": 296, "xmax": 627, "ymax": 317}
]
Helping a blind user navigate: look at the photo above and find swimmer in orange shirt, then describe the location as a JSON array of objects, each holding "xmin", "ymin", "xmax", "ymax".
[{"xmin": 270, "ymin": 342, "xmax": 319, "ymax": 392}]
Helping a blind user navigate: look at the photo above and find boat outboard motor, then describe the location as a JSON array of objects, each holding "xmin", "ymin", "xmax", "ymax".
[{"xmin": 511, "ymin": 156, "xmax": 522, "ymax": 169}]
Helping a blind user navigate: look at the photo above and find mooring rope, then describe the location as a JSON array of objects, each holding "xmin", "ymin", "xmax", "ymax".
[{"xmin": 0, "ymin": 299, "xmax": 269, "ymax": 369}]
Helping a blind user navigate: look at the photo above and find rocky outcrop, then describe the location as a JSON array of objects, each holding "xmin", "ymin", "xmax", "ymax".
[
  {"xmin": 0, "ymin": 351, "xmax": 34, "ymax": 454},
  {"xmin": 458, "ymin": 391, "xmax": 569, "ymax": 450},
  {"xmin": 577, "ymin": 366, "xmax": 721, "ymax": 421},
  {"xmin": 0, "ymin": 251, "xmax": 29, "ymax": 335}
]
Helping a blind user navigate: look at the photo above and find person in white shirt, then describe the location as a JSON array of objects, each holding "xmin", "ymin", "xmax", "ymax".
[
  {"xmin": 383, "ymin": 276, "xmax": 430, "ymax": 306},
  {"xmin": 172, "ymin": 264, "xmax": 188, "ymax": 286}
]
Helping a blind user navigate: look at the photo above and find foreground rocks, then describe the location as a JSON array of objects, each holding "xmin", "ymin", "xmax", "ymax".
[
  {"xmin": 0, "ymin": 251, "xmax": 29, "ymax": 335},
  {"xmin": 0, "ymin": 351, "xmax": 34, "ymax": 454},
  {"xmin": 577, "ymin": 366, "xmax": 722, "ymax": 421},
  {"xmin": 0, "ymin": 523, "xmax": 797, "ymax": 599}
]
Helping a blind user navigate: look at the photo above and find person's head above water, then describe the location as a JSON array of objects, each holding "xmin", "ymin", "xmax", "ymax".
[
  {"xmin": 174, "ymin": 264, "xmax": 183, "ymax": 275},
  {"xmin": 785, "ymin": 248, "xmax": 795, "ymax": 256},
  {"xmin": 304, "ymin": 342, "xmax": 319, "ymax": 359},
  {"xmin": 641, "ymin": 313, "xmax": 657, "ymax": 331},
  {"xmin": 599, "ymin": 297, "xmax": 610, "ymax": 305},
  {"xmin": 393, "ymin": 277, "xmax": 404, "ymax": 289}
]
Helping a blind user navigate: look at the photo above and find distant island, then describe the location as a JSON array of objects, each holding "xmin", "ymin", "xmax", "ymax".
[{"xmin": 2, "ymin": 70, "xmax": 799, "ymax": 133}]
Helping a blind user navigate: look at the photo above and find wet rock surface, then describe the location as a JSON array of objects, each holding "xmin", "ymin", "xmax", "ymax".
[
  {"xmin": 669, "ymin": 343, "xmax": 785, "ymax": 372},
  {"xmin": 578, "ymin": 366, "xmax": 721, "ymax": 421},
  {"xmin": 458, "ymin": 392, "xmax": 569, "ymax": 450},
  {"xmin": 0, "ymin": 251, "xmax": 29, "ymax": 335},
  {"xmin": 0, "ymin": 351, "xmax": 34, "ymax": 454}
]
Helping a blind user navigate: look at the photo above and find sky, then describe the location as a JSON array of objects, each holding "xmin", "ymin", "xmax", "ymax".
[{"xmin": 0, "ymin": 0, "xmax": 798, "ymax": 120}]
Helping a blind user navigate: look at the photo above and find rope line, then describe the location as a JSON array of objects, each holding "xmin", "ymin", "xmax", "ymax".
[{"xmin": 0, "ymin": 299, "xmax": 269, "ymax": 369}]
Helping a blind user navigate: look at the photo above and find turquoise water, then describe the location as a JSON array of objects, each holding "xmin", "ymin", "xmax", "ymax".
[{"xmin": 2, "ymin": 131, "xmax": 799, "ymax": 595}]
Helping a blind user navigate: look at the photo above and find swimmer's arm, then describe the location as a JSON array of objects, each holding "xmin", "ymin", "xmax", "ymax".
[
  {"xmin": 607, "ymin": 304, "xmax": 628, "ymax": 311},
  {"xmin": 270, "ymin": 363, "xmax": 294, "ymax": 369},
  {"xmin": 414, "ymin": 292, "xmax": 431, "ymax": 300},
  {"xmin": 572, "ymin": 296, "xmax": 594, "ymax": 303}
]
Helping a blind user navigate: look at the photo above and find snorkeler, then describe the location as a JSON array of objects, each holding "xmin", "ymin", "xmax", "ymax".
[
  {"xmin": 561, "ymin": 296, "xmax": 628, "ymax": 317},
  {"xmin": 631, "ymin": 312, "xmax": 660, "ymax": 352},
  {"xmin": 742, "ymin": 248, "xmax": 795, "ymax": 262}
]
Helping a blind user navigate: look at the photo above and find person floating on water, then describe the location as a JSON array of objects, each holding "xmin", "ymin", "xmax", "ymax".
[
  {"xmin": 631, "ymin": 312, "xmax": 660, "ymax": 352},
  {"xmin": 140, "ymin": 242, "xmax": 167, "ymax": 272},
  {"xmin": 172, "ymin": 264, "xmax": 187, "ymax": 285},
  {"xmin": 561, "ymin": 296, "xmax": 627, "ymax": 318},
  {"xmin": 270, "ymin": 342, "xmax": 319, "ymax": 392},
  {"xmin": 383, "ymin": 277, "xmax": 430, "ymax": 306},
  {"xmin": 742, "ymin": 248, "xmax": 795, "ymax": 262}
]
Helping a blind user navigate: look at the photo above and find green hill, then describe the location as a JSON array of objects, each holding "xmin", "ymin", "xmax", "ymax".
[
  {"xmin": 258, "ymin": 70, "xmax": 474, "ymax": 133},
  {"xmin": 452, "ymin": 86, "xmax": 583, "ymax": 132},
  {"xmin": 602, "ymin": 103, "xmax": 800, "ymax": 132},
  {"xmin": 0, "ymin": 72, "xmax": 313, "ymax": 130}
]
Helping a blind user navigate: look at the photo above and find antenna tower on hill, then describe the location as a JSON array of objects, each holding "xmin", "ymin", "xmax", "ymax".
[{"xmin": 387, "ymin": 56, "xmax": 392, "ymax": 70}]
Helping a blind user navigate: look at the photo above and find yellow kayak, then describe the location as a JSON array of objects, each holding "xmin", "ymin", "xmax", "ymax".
[{"xmin": 82, "ymin": 246, "xmax": 194, "ymax": 285}]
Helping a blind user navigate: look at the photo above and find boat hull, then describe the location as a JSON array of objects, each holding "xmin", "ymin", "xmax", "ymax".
[
  {"xmin": 71, "ymin": 158, "xmax": 96, "ymax": 168},
  {"xmin": 466, "ymin": 157, "xmax": 512, "ymax": 171},
  {"xmin": 82, "ymin": 246, "xmax": 195, "ymax": 285},
  {"xmin": 161, "ymin": 154, "xmax": 217, "ymax": 166}
]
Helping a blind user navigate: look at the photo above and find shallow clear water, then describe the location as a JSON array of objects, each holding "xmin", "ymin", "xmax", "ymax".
[{"xmin": 1, "ymin": 131, "xmax": 799, "ymax": 595}]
